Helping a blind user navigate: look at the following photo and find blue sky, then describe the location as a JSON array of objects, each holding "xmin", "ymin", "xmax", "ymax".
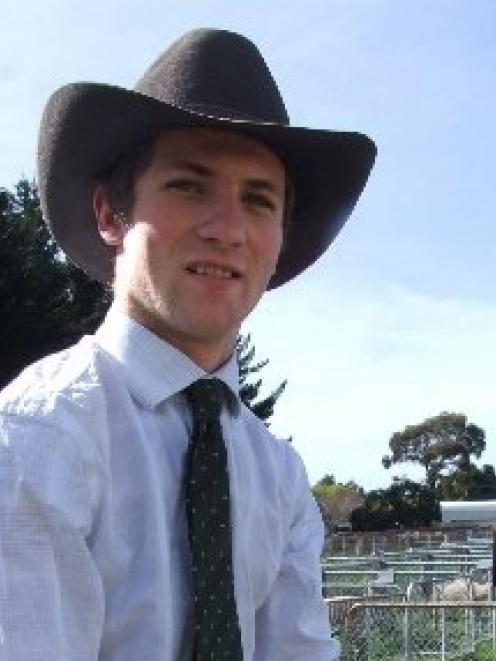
[{"xmin": 1, "ymin": 0, "xmax": 495, "ymax": 488}]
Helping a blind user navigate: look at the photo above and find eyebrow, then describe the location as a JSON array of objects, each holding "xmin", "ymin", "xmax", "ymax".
[
  {"xmin": 169, "ymin": 159, "xmax": 284, "ymax": 196},
  {"xmin": 171, "ymin": 160, "xmax": 212, "ymax": 177}
]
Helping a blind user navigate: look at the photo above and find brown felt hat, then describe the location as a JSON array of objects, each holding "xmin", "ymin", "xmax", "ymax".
[{"xmin": 37, "ymin": 28, "xmax": 376, "ymax": 288}]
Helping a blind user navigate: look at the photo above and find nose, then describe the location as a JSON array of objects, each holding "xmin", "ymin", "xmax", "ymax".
[{"xmin": 196, "ymin": 188, "xmax": 246, "ymax": 247}]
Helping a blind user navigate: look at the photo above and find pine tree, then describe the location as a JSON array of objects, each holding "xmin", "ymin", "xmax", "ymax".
[
  {"xmin": 236, "ymin": 334, "xmax": 287, "ymax": 426},
  {"xmin": 0, "ymin": 180, "xmax": 110, "ymax": 387}
]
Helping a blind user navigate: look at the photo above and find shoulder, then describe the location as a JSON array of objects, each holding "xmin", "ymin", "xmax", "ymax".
[
  {"xmin": 0, "ymin": 337, "xmax": 115, "ymax": 524},
  {"xmin": 236, "ymin": 402, "xmax": 309, "ymax": 487},
  {"xmin": 0, "ymin": 335, "xmax": 114, "ymax": 423},
  {"xmin": 235, "ymin": 404, "xmax": 323, "ymax": 541}
]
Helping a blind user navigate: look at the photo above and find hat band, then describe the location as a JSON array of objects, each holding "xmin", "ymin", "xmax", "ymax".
[{"xmin": 180, "ymin": 101, "xmax": 287, "ymax": 124}]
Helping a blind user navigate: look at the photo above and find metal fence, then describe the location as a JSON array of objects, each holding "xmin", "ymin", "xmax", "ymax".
[
  {"xmin": 326, "ymin": 528, "xmax": 492, "ymax": 557},
  {"xmin": 339, "ymin": 601, "xmax": 496, "ymax": 660},
  {"xmin": 323, "ymin": 567, "xmax": 492, "ymax": 601}
]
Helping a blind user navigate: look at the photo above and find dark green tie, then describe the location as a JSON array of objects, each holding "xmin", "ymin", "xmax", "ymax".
[{"xmin": 184, "ymin": 378, "xmax": 244, "ymax": 661}]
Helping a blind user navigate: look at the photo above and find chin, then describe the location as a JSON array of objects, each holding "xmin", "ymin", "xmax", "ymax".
[
  {"xmin": 183, "ymin": 302, "xmax": 248, "ymax": 333},
  {"xmin": 188, "ymin": 320, "xmax": 240, "ymax": 345}
]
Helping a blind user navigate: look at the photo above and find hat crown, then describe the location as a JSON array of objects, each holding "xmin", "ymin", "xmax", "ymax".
[{"xmin": 135, "ymin": 29, "xmax": 289, "ymax": 125}]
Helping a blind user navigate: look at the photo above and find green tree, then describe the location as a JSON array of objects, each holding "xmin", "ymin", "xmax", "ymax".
[
  {"xmin": 236, "ymin": 333, "xmax": 287, "ymax": 424},
  {"xmin": 0, "ymin": 179, "xmax": 110, "ymax": 387},
  {"xmin": 383, "ymin": 412, "xmax": 486, "ymax": 491},
  {"xmin": 312, "ymin": 474, "xmax": 364, "ymax": 531},
  {"xmin": 436, "ymin": 463, "xmax": 496, "ymax": 501},
  {"xmin": 315, "ymin": 474, "xmax": 336, "ymax": 488},
  {"xmin": 470, "ymin": 464, "xmax": 496, "ymax": 499},
  {"xmin": 351, "ymin": 478, "xmax": 439, "ymax": 531}
]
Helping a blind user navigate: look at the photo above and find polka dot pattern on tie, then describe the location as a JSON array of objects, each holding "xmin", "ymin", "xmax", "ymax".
[{"xmin": 184, "ymin": 378, "xmax": 244, "ymax": 661}]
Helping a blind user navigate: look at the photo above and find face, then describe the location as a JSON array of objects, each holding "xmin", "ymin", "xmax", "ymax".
[{"xmin": 96, "ymin": 128, "xmax": 285, "ymax": 369}]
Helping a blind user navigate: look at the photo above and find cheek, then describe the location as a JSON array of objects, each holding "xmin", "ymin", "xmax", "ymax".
[
  {"xmin": 124, "ymin": 222, "xmax": 173, "ymax": 258},
  {"xmin": 259, "ymin": 226, "xmax": 283, "ymax": 272}
]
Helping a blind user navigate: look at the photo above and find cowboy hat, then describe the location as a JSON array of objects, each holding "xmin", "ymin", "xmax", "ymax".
[{"xmin": 37, "ymin": 28, "xmax": 376, "ymax": 288}]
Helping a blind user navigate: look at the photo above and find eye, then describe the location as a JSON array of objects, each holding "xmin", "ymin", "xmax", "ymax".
[
  {"xmin": 243, "ymin": 192, "xmax": 278, "ymax": 214},
  {"xmin": 163, "ymin": 178, "xmax": 204, "ymax": 194}
]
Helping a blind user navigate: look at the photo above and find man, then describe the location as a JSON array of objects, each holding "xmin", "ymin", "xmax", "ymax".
[{"xmin": 0, "ymin": 29, "xmax": 375, "ymax": 660}]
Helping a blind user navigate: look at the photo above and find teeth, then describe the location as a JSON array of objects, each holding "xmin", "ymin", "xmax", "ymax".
[{"xmin": 191, "ymin": 264, "xmax": 234, "ymax": 278}]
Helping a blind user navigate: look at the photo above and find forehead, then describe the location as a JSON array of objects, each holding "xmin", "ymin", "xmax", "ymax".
[{"xmin": 149, "ymin": 127, "xmax": 286, "ymax": 178}]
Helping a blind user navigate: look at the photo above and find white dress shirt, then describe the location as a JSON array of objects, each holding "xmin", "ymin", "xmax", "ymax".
[{"xmin": 0, "ymin": 308, "xmax": 339, "ymax": 660}]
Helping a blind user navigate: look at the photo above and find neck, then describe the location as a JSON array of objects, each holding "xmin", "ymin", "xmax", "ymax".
[{"xmin": 117, "ymin": 300, "xmax": 236, "ymax": 373}]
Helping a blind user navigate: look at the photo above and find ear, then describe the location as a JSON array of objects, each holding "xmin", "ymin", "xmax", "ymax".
[{"xmin": 93, "ymin": 185, "xmax": 126, "ymax": 247}]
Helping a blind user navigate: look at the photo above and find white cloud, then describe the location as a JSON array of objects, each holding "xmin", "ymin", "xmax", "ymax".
[{"xmin": 244, "ymin": 278, "xmax": 496, "ymax": 489}]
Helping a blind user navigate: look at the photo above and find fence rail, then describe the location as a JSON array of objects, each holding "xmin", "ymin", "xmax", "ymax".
[
  {"xmin": 326, "ymin": 528, "xmax": 492, "ymax": 557},
  {"xmin": 339, "ymin": 601, "xmax": 496, "ymax": 660}
]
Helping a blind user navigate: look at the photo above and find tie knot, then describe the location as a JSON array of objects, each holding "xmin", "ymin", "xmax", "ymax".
[{"xmin": 185, "ymin": 378, "xmax": 225, "ymax": 422}]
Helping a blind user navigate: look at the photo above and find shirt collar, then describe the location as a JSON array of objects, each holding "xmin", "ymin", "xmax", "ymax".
[{"xmin": 95, "ymin": 306, "xmax": 240, "ymax": 411}]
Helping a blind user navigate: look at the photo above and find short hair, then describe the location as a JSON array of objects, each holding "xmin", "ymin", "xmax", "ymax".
[
  {"xmin": 99, "ymin": 131, "xmax": 294, "ymax": 234},
  {"xmin": 99, "ymin": 137, "xmax": 156, "ymax": 220}
]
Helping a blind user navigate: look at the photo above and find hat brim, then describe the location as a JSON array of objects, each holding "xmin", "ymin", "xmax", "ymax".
[{"xmin": 38, "ymin": 82, "xmax": 376, "ymax": 289}]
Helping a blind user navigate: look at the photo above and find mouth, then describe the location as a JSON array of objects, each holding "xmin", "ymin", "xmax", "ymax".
[{"xmin": 185, "ymin": 261, "xmax": 242, "ymax": 280}]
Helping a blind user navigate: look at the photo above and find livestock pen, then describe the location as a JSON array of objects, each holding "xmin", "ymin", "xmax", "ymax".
[{"xmin": 324, "ymin": 526, "xmax": 496, "ymax": 659}]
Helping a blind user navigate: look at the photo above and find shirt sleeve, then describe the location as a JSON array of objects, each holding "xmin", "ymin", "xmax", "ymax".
[
  {"xmin": 253, "ymin": 449, "xmax": 340, "ymax": 660},
  {"xmin": 0, "ymin": 414, "xmax": 105, "ymax": 661}
]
